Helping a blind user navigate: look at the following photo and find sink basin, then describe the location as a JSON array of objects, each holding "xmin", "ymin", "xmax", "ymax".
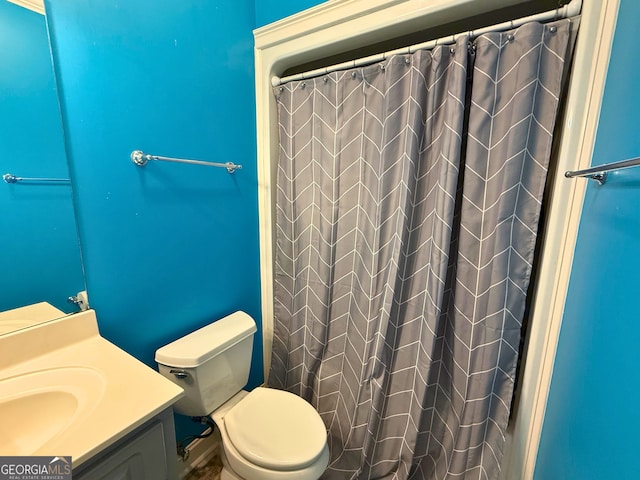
[{"xmin": 0, "ymin": 367, "xmax": 106, "ymax": 455}]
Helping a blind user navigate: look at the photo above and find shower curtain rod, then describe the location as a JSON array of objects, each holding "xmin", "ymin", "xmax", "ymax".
[{"xmin": 272, "ymin": 0, "xmax": 582, "ymax": 87}]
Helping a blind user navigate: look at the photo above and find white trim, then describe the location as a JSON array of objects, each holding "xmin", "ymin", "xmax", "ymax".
[
  {"xmin": 6, "ymin": 0, "xmax": 45, "ymax": 15},
  {"xmin": 253, "ymin": 0, "xmax": 618, "ymax": 478}
]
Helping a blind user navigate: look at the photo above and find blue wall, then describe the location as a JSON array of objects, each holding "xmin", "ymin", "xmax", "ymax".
[
  {"xmin": 44, "ymin": 0, "xmax": 261, "ymax": 436},
  {"xmin": 0, "ymin": 1, "xmax": 84, "ymax": 314},
  {"xmin": 535, "ymin": 0, "xmax": 640, "ymax": 478},
  {"xmin": 255, "ymin": 0, "xmax": 324, "ymax": 28}
]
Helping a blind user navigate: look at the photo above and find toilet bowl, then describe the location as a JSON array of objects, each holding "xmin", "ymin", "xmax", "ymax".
[{"xmin": 155, "ymin": 311, "xmax": 329, "ymax": 480}]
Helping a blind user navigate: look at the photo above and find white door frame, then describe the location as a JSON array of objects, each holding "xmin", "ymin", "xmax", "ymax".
[{"xmin": 253, "ymin": 1, "xmax": 619, "ymax": 477}]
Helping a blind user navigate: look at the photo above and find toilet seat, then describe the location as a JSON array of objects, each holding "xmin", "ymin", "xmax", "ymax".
[
  {"xmin": 224, "ymin": 387, "xmax": 327, "ymax": 470},
  {"xmin": 217, "ymin": 424, "xmax": 330, "ymax": 480}
]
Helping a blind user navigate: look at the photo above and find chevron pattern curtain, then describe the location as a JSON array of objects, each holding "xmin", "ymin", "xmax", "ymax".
[{"xmin": 271, "ymin": 18, "xmax": 577, "ymax": 480}]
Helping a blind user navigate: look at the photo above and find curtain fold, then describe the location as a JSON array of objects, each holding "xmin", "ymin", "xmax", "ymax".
[{"xmin": 271, "ymin": 17, "xmax": 577, "ymax": 480}]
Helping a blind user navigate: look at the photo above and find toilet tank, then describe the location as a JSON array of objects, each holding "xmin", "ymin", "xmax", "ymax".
[{"xmin": 155, "ymin": 311, "xmax": 257, "ymax": 417}]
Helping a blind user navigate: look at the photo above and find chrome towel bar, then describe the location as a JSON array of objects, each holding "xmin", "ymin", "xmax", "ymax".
[
  {"xmin": 131, "ymin": 150, "xmax": 242, "ymax": 173},
  {"xmin": 3, "ymin": 173, "xmax": 70, "ymax": 184},
  {"xmin": 564, "ymin": 156, "xmax": 640, "ymax": 185}
]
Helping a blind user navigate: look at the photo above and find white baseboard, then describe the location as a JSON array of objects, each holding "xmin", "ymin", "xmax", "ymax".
[{"xmin": 176, "ymin": 427, "xmax": 221, "ymax": 480}]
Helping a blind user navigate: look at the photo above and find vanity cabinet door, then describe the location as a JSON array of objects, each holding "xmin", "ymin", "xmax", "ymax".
[{"xmin": 74, "ymin": 421, "xmax": 168, "ymax": 480}]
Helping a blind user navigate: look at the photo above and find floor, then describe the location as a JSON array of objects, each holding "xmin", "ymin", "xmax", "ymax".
[{"xmin": 183, "ymin": 454, "xmax": 223, "ymax": 480}]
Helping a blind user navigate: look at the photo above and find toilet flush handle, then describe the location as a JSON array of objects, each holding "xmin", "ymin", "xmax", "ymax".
[{"xmin": 169, "ymin": 369, "xmax": 190, "ymax": 379}]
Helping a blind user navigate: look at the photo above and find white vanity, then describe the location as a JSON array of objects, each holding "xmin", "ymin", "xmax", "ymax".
[{"xmin": 0, "ymin": 308, "xmax": 184, "ymax": 479}]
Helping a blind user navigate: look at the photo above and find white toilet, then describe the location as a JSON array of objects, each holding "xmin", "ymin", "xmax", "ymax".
[{"xmin": 155, "ymin": 311, "xmax": 329, "ymax": 480}]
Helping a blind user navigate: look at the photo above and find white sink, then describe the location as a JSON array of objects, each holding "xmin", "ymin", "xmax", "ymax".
[
  {"xmin": 0, "ymin": 309, "xmax": 183, "ymax": 467},
  {"xmin": 0, "ymin": 367, "xmax": 106, "ymax": 455}
]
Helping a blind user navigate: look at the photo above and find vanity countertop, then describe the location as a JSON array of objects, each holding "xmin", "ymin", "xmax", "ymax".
[
  {"xmin": 0, "ymin": 301, "xmax": 65, "ymax": 335},
  {"xmin": 0, "ymin": 310, "xmax": 183, "ymax": 467}
]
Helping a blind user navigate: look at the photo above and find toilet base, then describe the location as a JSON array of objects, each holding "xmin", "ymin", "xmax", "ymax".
[
  {"xmin": 219, "ymin": 448, "xmax": 243, "ymax": 480},
  {"xmin": 220, "ymin": 467, "xmax": 242, "ymax": 480}
]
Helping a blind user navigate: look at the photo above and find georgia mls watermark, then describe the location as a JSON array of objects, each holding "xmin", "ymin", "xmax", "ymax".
[{"xmin": 0, "ymin": 457, "xmax": 72, "ymax": 480}]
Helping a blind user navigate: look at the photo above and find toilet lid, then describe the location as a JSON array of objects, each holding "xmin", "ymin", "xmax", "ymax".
[{"xmin": 224, "ymin": 387, "xmax": 327, "ymax": 470}]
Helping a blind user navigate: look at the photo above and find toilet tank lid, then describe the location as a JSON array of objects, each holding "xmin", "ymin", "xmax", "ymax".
[{"xmin": 155, "ymin": 311, "xmax": 257, "ymax": 368}]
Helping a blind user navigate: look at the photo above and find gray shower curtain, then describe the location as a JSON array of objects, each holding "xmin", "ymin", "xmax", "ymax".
[{"xmin": 270, "ymin": 18, "xmax": 577, "ymax": 480}]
